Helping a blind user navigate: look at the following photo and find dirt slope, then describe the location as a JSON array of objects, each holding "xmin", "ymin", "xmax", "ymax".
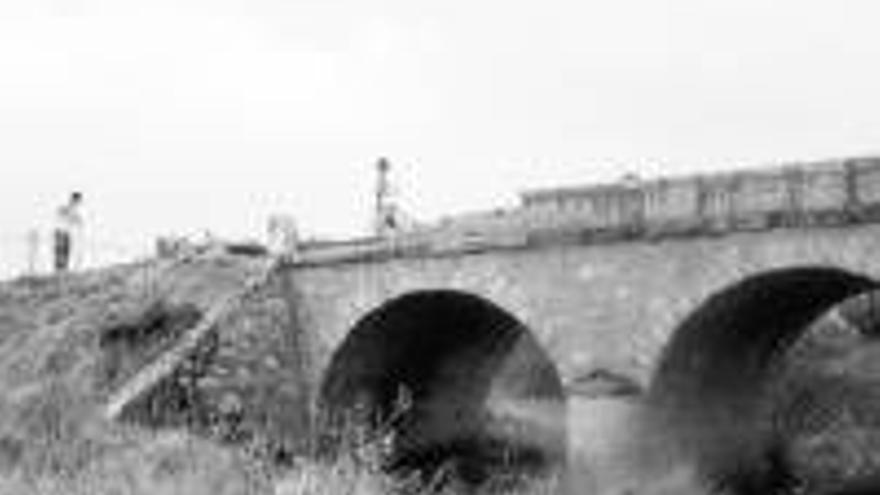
[{"xmin": 0, "ymin": 252, "xmax": 267, "ymax": 477}]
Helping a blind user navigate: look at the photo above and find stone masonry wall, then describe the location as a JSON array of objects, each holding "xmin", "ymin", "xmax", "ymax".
[{"xmin": 290, "ymin": 222, "xmax": 880, "ymax": 396}]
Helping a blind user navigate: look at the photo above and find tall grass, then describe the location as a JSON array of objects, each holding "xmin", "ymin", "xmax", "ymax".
[
  {"xmin": 0, "ymin": 419, "xmax": 566, "ymax": 495},
  {"xmin": 0, "ymin": 380, "xmax": 567, "ymax": 495}
]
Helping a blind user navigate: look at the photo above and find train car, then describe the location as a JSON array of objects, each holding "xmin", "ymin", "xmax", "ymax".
[
  {"xmin": 548, "ymin": 191, "xmax": 596, "ymax": 232},
  {"xmin": 575, "ymin": 184, "xmax": 643, "ymax": 237},
  {"xmin": 794, "ymin": 160, "xmax": 850, "ymax": 225},
  {"xmin": 850, "ymin": 157, "xmax": 880, "ymax": 219},
  {"xmin": 522, "ymin": 179, "xmax": 648, "ymax": 242},
  {"xmin": 520, "ymin": 185, "xmax": 612, "ymax": 242},
  {"xmin": 641, "ymin": 177, "xmax": 702, "ymax": 237},
  {"xmin": 730, "ymin": 168, "xmax": 792, "ymax": 229},
  {"xmin": 696, "ymin": 174, "xmax": 738, "ymax": 232},
  {"xmin": 613, "ymin": 185, "xmax": 646, "ymax": 235}
]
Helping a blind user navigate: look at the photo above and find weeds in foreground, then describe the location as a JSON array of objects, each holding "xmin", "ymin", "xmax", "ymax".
[
  {"xmin": 0, "ymin": 384, "xmax": 565, "ymax": 495},
  {"xmin": 0, "ymin": 425, "xmax": 564, "ymax": 495}
]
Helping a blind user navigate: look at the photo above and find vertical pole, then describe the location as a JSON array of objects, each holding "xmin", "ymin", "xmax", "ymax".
[{"xmin": 374, "ymin": 157, "xmax": 391, "ymax": 237}]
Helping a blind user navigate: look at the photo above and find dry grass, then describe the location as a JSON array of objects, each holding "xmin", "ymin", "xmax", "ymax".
[
  {"xmin": 0, "ymin": 416, "xmax": 568, "ymax": 495},
  {"xmin": 0, "ymin": 431, "xmax": 272, "ymax": 495},
  {"xmin": 0, "ymin": 258, "xmax": 278, "ymax": 494}
]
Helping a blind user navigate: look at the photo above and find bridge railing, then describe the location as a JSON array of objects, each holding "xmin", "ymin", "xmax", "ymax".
[{"xmin": 297, "ymin": 237, "xmax": 388, "ymax": 264}]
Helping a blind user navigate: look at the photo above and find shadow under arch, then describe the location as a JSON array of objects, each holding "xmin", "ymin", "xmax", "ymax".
[
  {"xmin": 319, "ymin": 290, "xmax": 567, "ymax": 483},
  {"xmin": 646, "ymin": 266, "xmax": 878, "ymax": 492}
]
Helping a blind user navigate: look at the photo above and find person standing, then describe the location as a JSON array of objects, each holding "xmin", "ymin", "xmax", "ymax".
[
  {"xmin": 267, "ymin": 214, "xmax": 300, "ymax": 262},
  {"xmin": 54, "ymin": 192, "xmax": 84, "ymax": 272},
  {"xmin": 373, "ymin": 157, "xmax": 417, "ymax": 238},
  {"xmin": 25, "ymin": 229, "xmax": 40, "ymax": 276},
  {"xmin": 374, "ymin": 157, "xmax": 396, "ymax": 237}
]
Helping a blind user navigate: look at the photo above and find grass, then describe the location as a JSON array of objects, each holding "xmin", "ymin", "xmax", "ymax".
[
  {"xmin": 0, "ymin": 259, "xmax": 276, "ymax": 494},
  {"xmin": 0, "ymin": 428, "xmax": 273, "ymax": 495},
  {"xmin": 0, "ymin": 407, "xmax": 568, "ymax": 495}
]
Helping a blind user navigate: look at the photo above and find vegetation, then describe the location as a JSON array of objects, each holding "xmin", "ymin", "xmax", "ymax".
[{"xmin": 0, "ymin": 401, "xmax": 568, "ymax": 495}]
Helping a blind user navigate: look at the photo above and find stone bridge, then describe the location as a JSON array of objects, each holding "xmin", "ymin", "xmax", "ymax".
[{"xmin": 112, "ymin": 157, "xmax": 880, "ymax": 492}]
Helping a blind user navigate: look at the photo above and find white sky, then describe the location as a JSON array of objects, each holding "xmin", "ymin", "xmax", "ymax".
[{"xmin": 2, "ymin": 0, "xmax": 880, "ymax": 276}]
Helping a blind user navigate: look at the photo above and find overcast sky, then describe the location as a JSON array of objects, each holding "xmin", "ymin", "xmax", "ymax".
[{"xmin": 2, "ymin": 0, "xmax": 880, "ymax": 275}]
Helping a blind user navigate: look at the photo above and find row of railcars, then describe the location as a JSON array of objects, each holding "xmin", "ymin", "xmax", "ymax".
[
  {"xmin": 518, "ymin": 157, "xmax": 880, "ymax": 244},
  {"xmin": 299, "ymin": 158, "xmax": 880, "ymax": 263}
]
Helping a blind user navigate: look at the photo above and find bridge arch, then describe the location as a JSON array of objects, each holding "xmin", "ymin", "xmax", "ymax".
[
  {"xmin": 647, "ymin": 266, "xmax": 878, "ymax": 492},
  {"xmin": 319, "ymin": 289, "xmax": 566, "ymax": 482}
]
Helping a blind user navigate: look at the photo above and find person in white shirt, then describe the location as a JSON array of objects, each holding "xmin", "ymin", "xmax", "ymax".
[
  {"xmin": 267, "ymin": 214, "xmax": 300, "ymax": 262},
  {"xmin": 54, "ymin": 192, "xmax": 83, "ymax": 272}
]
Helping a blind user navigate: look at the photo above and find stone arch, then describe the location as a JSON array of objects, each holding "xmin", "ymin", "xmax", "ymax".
[
  {"xmin": 319, "ymin": 289, "xmax": 566, "ymax": 482},
  {"xmin": 647, "ymin": 266, "xmax": 878, "ymax": 492}
]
